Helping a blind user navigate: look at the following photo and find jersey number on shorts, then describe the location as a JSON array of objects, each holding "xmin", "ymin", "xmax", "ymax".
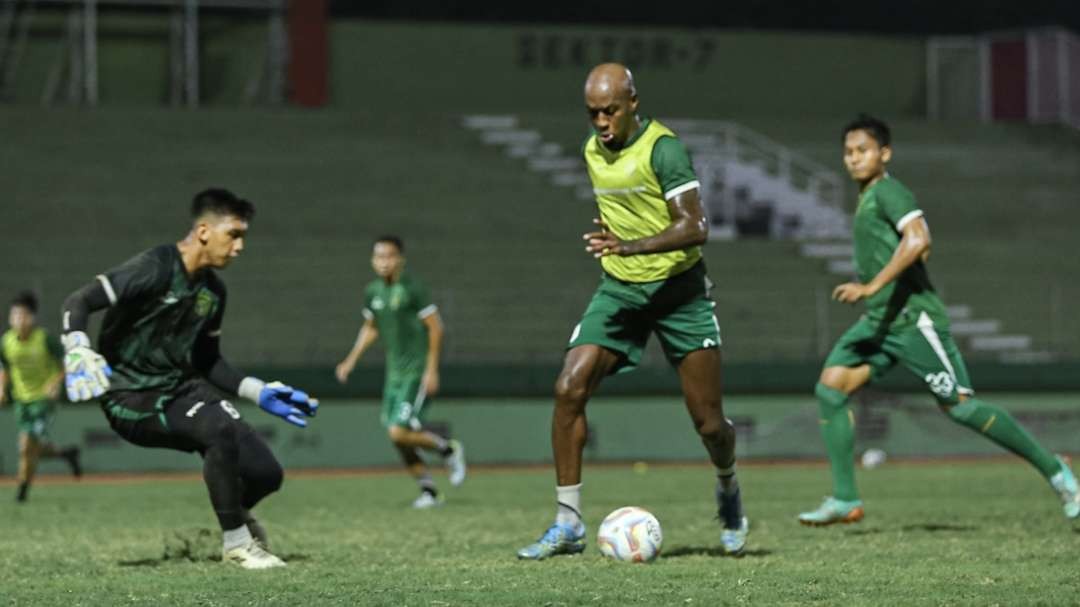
[
  {"xmin": 219, "ymin": 400, "xmax": 241, "ymax": 419},
  {"xmin": 186, "ymin": 400, "xmax": 241, "ymax": 420}
]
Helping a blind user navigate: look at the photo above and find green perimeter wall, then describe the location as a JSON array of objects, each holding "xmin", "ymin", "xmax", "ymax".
[
  {"xmin": 4, "ymin": 392, "xmax": 1078, "ymax": 475},
  {"xmin": 329, "ymin": 22, "xmax": 926, "ymax": 117},
  {"xmin": 259, "ymin": 361, "xmax": 1080, "ymax": 399},
  {"xmin": 7, "ymin": 19, "xmax": 926, "ymax": 117}
]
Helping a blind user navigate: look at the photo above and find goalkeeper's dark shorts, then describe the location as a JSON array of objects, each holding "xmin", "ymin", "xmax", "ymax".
[{"xmin": 100, "ymin": 379, "xmax": 267, "ymax": 456}]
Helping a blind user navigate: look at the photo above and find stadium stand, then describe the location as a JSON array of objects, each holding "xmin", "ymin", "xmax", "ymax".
[
  {"xmin": 1, "ymin": 109, "xmax": 1078, "ymax": 371},
  {"xmin": 2, "ymin": 17, "xmax": 1077, "ymax": 374}
]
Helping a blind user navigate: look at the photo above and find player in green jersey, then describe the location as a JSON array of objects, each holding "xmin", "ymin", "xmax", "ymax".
[
  {"xmin": 798, "ymin": 115, "xmax": 1080, "ymax": 526},
  {"xmin": 59, "ymin": 189, "xmax": 318, "ymax": 569},
  {"xmin": 335, "ymin": 236, "xmax": 466, "ymax": 509},
  {"xmin": 517, "ymin": 63, "xmax": 748, "ymax": 560},
  {"xmin": 0, "ymin": 291, "xmax": 81, "ymax": 502}
]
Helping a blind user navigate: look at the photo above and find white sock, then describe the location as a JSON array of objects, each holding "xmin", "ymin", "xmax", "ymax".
[
  {"xmin": 417, "ymin": 472, "xmax": 437, "ymax": 495},
  {"xmin": 555, "ymin": 483, "xmax": 583, "ymax": 527},
  {"xmin": 425, "ymin": 432, "xmax": 449, "ymax": 452},
  {"xmin": 223, "ymin": 525, "xmax": 253, "ymax": 551}
]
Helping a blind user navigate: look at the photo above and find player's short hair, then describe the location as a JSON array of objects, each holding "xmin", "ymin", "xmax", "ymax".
[
  {"xmin": 11, "ymin": 291, "xmax": 38, "ymax": 314},
  {"xmin": 191, "ymin": 188, "xmax": 256, "ymax": 222},
  {"xmin": 842, "ymin": 114, "xmax": 891, "ymax": 148},
  {"xmin": 374, "ymin": 235, "xmax": 404, "ymax": 253}
]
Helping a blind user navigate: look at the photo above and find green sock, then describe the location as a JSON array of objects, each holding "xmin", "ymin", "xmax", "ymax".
[
  {"xmin": 815, "ymin": 383, "xmax": 859, "ymax": 501},
  {"xmin": 946, "ymin": 398, "xmax": 1061, "ymax": 479}
]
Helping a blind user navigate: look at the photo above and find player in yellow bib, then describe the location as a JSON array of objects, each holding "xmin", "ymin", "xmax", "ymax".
[
  {"xmin": 518, "ymin": 63, "xmax": 748, "ymax": 560},
  {"xmin": 0, "ymin": 292, "xmax": 81, "ymax": 502}
]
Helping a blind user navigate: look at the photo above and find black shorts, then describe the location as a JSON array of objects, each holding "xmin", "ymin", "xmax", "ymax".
[{"xmin": 100, "ymin": 379, "xmax": 254, "ymax": 454}]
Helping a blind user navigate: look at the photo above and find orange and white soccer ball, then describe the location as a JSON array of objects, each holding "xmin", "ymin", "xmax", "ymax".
[{"xmin": 597, "ymin": 506, "xmax": 663, "ymax": 563}]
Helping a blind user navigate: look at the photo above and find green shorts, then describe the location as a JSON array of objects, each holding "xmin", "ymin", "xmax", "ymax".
[
  {"xmin": 381, "ymin": 375, "xmax": 430, "ymax": 429},
  {"xmin": 13, "ymin": 399, "xmax": 56, "ymax": 438},
  {"xmin": 824, "ymin": 310, "xmax": 973, "ymax": 405},
  {"xmin": 568, "ymin": 261, "xmax": 722, "ymax": 373}
]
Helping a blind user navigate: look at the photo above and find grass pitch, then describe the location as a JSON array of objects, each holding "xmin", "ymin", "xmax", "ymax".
[{"xmin": 2, "ymin": 460, "xmax": 1079, "ymax": 606}]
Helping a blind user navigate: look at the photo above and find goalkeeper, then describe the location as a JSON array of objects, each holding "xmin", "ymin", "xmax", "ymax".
[{"xmin": 60, "ymin": 188, "xmax": 318, "ymax": 570}]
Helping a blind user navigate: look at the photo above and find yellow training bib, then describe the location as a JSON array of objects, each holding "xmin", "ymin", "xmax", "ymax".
[
  {"xmin": 1, "ymin": 328, "xmax": 61, "ymax": 403},
  {"xmin": 583, "ymin": 119, "xmax": 701, "ymax": 282}
]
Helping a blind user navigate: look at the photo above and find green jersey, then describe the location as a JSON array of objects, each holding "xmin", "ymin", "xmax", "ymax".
[
  {"xmin": 853, "ymin": 175, "xmax": 947, "ymax": 326},
  {"xmin": 362, "ymin": 273, "xmax": 435, "ymax": 380},
  {"xmin": 582, "ymin": 118, "xmax": 701, "ymax": 283},
  {"xmin": 96, "ymin": 245, "xmax": 225, "ymax": 392},
  {"xmin": 0, "ymin": 327, "xmax": 63, "ymax": 403}
]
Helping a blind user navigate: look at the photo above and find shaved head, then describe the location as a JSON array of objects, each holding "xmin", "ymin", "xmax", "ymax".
[
  {"xmin": 584, "ymin": 63, "xmax": 641, "ymax": 150},
  {"xmin": 584, "ymin": 63, "xmax": 637, "ymax": 100}
]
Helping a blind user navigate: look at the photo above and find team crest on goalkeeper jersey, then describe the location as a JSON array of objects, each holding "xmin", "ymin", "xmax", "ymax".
[{"xmin": 194, "ymin": 289, "xmax": 214, "ymax": 317}]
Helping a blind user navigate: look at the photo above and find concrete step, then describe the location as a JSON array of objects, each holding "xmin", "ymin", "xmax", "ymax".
[
  {"xmin": 969, "ymin": 335, "xmax": 1033, "ymax": 351},
  {"xmin": 552, "ymin": 172, "xmax": 590, "ymax": 187},
  {"xmin": 462, "ymin": 115, "xmax": 517, "ymax": 129},
  {"xmin": 826, "ymin": 259, "xmax": 855, "ymax": 274},
  {"xmin": 508, "ymin": 145, "xmax": 540, "ymax": 158},
  {"xmin": 528, "ymin": 157, "xmax": 581, "ymax": 172},
  {"xmin": 996, "ymin": 350, "xmax": 1059, "ymax": 364},
  {"xmin": 946, "ymin": 304, "xmax": 972, "ymax": 320},
  {"xmin": 950, "ymin": 319, "xmax": 1002, "ymax": 336},
  {"xmin": 532, "ymin": 143, "xmax": 564, "ymax": 157},
  {"xmin": 481, "ymin": 129, "xmax": 541, "ymax": 145},
  {"xmin": 800, "ymin": 243, "xmax": 853, "ymax": 258}
]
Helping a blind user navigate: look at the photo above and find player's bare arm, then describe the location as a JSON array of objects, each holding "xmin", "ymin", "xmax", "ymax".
[
  {"xmin": 583, "ymin": 189, "xmax": 707, "ymax": 258},
  {"xmin": 0, "ymin": 368, "xmax": 8, "ymax": 406},
  {"xmin": 335, "ymin": 318, "xmax": 379, "ymax": 383},
  {"xmin": 43, "ymin": 369, "xmax": 64, "ymax": 400},
  {"xmin": 834, "ymin": 216, "xmax": 931, "ymax": 304},
  {"xmin": 421, "ymin": 311, "xmax": 443, "ymax": 396}
]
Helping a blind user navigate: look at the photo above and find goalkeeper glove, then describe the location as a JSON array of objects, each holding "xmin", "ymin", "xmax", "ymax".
[
  {"xmin": 242, "ymin": 379, "xmax": 318, "ymax": 428},
  {"xmin": 62, "ymin": 331, "xmax": 112, "ymax": 402}
]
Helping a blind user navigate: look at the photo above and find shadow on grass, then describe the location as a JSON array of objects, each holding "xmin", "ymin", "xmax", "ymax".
[
  {"xmin": 842, "ymin": 528, "xmax": 883, "ymax": 536},
  {"xmin": 842, "ymin": 523, "xmax": 976, "ymax": 537},
  {"xmin": 661, "ymin": 546, "xmax": 773, "ymax": 559},
  {"xmin": 116, "ymin": 529, "xmax": 314, "ymax": 567},
  {"xmin": 118, "ymin": 558, "xmax": 166, "ymax": 568},
  {"xmin": 900, "ymin": 523, "xmax": 976, "ymax": 533},
  {"xmin": 119, "ymin": 553, "xmax": 310, "ymax": 567}
]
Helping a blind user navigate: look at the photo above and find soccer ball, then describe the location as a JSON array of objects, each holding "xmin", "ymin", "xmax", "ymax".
[
  {"xmin": 861, "ymin": 448, "xmax": 887, "ymax": 469},
  {"xmin": 597, "ymin": 506, "xmax": 663, "ymax": 563}
]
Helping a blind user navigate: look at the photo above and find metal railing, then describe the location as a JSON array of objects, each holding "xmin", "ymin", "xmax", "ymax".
[
  {"xmin": 666, "ymin": 119, "xmax": 846, "ymax": 216},
  {"xmin": 465, "ymin": 114, "xmax": 849, "ymax": 240},
  {"xmin": 666, "ymin": 119, "xmax": 848, "ymax": 239},
  {"xmin": 1, "ymin": 0, "xmax": 286, "ymax": 107}
]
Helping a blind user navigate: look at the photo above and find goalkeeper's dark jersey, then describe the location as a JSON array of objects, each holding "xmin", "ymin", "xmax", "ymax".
[{"xmin": 96, "ymin": 245, "xmax": 226, "ymax": 393}]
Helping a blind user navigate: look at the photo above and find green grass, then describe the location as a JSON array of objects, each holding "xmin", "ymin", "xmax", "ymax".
[{"xmin": 3, "ymin": 461, "xmax": 1079, "ymax": 605}]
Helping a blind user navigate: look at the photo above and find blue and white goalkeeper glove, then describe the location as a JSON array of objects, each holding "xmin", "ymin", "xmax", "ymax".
[
  {"xmin": 242, "ymin": 379, "xmax": 318, "ymax": 427},
  {"xmin": 62, "ymin": 331, "xmax": 112, "ymax": 402}
]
